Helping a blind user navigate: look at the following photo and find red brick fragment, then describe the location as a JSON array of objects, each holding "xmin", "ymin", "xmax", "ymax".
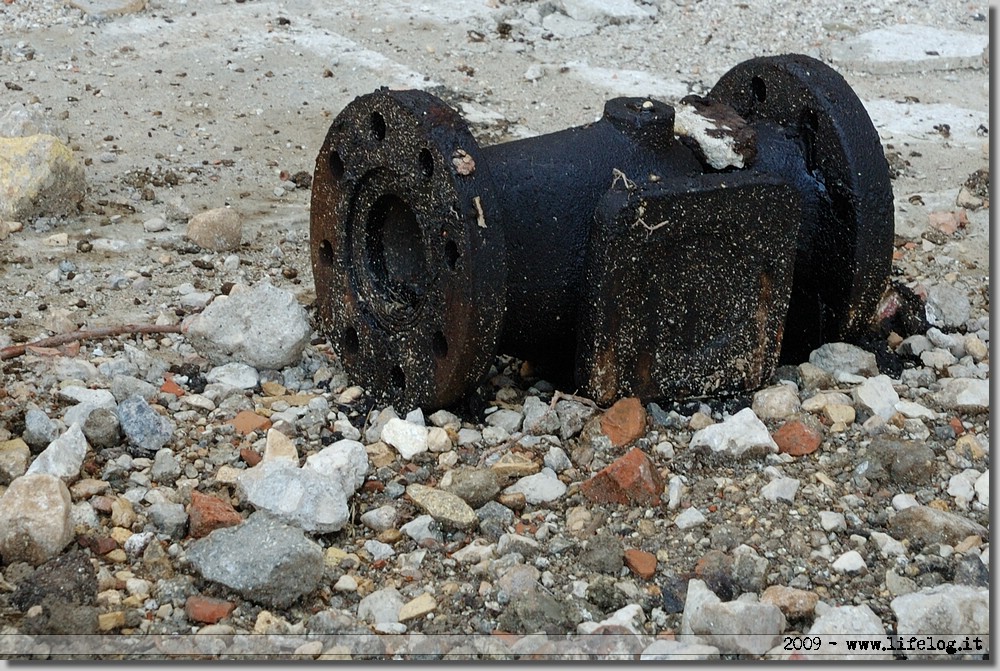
[
  {"xmin": 624, "ymin": 548, "xmax": 657, "ymax": 580},
  {"xmin": 240, "ymin": 447, "xmax": 262, "ymax": 466},
  {"xmin": 600, "ymin": 397, "xmax": 648, "ymax": 447},
  {"xmin": 187, "ymin": 490, "xmax": 243, "ymax": 539},
  {"xmin": 230, "ymin": 410, "xmax": 271, "ymax": 435},
  {"xmin": 581, "ymin": 447, "xmax": 662, "ymax": 505},
  {"xmin": 773, "ymin": 420, "xmax": 822, "ymax": 457},
  {"xmin": 185, "ymin": 595, "xmax": 235, "ymax": 624}
]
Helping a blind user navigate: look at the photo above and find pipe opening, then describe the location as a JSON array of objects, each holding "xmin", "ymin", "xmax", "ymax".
[{"xmin": 366, "ymin": 194, "xmax": 428, "ymax": 306}]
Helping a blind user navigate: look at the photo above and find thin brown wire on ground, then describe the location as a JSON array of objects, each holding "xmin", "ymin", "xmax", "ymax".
[{"xmin": 0, "ymin": 324, "xmax": 183, "ymax": 361}]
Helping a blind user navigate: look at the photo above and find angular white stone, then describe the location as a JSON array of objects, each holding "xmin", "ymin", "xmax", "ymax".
[
  {"xmin": 26, "ymin": 423, "xmax": 88, "ymax": 481},
  {"xmin": 819, "ymin": 511, "xmax": 846, "ymax": 532},
  {"xmin": 974, "ymin": 470, "xmax": 989, "ymax": 506},
  {"xmin": 832, "ymin": 550, "xmax": 866, "ymax": 573},
  {"xmin": 675, "ymin": 507, "xmax": 706, "ymax": 530},
  {"xmin": 502, "ymin": 467, "xmax": 566, "ymax": 504},
  {"xmin": 690, "ymin": 408, "xmax": 777, "ymax": 459},
  {"xmin": 381, "ymin": 418, "xmax": 429, "ymax": 460},
  {"xmin": 853, "ymin": 375, "xmax": 899, "ymax": 421}
]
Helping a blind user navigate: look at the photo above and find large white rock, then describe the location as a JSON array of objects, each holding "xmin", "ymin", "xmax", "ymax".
[
  {"xmin": 304, "ymin": 439, "xmax": 369, "ymax": 495},
  {"xmin": 824, "ymin": 24, "xmax": 989, "ymax": 74},
  {"xmin": 183, "ymin": 280, "xmax": 311, "ymax": 369},
  {"xmin": 681, "ymin": 579, "xmax": 786, "ymax": 656},
  {"xmin": 934, "ymin": 378, "xmax": 989, "ymax": 412},
  {"xmin": 974, "ymin": 470, "xmax": 989, "ymax": 506},
  {"xmin": 236, "ymin": 459, "xmax": 351, "ymax": 533},
  {"xmin": 790, "ymin": 604, "xmax": 892, "ymax": 660},
  {"xmin": 0, "ymin": 134, "xmax": 85, "ymax": 221},
  {"xmin": 0, "ymin": 473, "xmax": 74, "ymax": 565},
  {"xmin": 891, "ymin": 584, "xmax": 989, "ymax": 659},
  {"xmin": 690, "ymin": 408, "xmax": 777, "ymax": 459},
  {"xmin": 751, "ymin": 383, "xmax": 801, "ymax": 420}
]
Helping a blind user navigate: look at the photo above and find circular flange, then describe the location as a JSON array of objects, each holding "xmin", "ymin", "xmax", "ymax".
[
  {"xmin": 710, "ymin": 54, "xmax": 894, "ymax": 362},
  {"xmin": 310, "ymin": 89, "xmax": 507, "ymax": 410}
]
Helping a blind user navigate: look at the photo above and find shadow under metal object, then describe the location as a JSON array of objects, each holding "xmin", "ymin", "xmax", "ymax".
[{"xmin": 310, "ymin": 54, "xmax": 893, "ymax": 410}]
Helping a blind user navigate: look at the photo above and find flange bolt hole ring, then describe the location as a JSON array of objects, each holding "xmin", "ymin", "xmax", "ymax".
[
  {"xmin": 371, "ymin": 112, "xmax": 387, "ymax": 141},
  {"xmin": 419, "ymin": 148, "xmax": 434, "ymax": 178}
]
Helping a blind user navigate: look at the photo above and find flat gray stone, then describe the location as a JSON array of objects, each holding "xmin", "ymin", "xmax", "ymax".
[
  {"xmin": 439, "ymin": 467, "xmax": 500, "ymax": 509},
  {"xmin": 761, "ymin": 477, "xmax": 800, "ymax": 503},
  {"xmin": 808, "ymin": 342, "xmax": 878, "ymax": 377},
  {"xmin": 799, "ymin": 604, "xmax": 891, "ymax": 660},
  {"xmin": 485, "ymin": 408, "xmax": 523, "ymax": 434},
  {"xmin": 890, "ymin": 505, "xmax": 988, "ymax": 547},
  {"xmin": 146, "ymin": 501, "xmax": 187, "ymax": 539},
  {"xmin": 925, "ymin": 283, "xmax": 972, "ymax": 329},
  {"xmin": 891, "ymin": 584, "xmax": 988, "ymax": 659},
  {"xmin": 854, "ymin": 375, "xmax": 899, "ymax": 421},
  {"xmin": 23, "ymin": 407, "xmax": 60, "ymax": 450},
  {"xmin": 406, "ymin": 484, "xmax": 478, "ymax": 530},
  {"xmin": 522, "ymin": 396, "xmax": 560, "ymax": 435},
  {"xmin": 186, "ymin": 512, "xmax": 323, "ymax": 608},
  {"xmin": 400, "ymin": 515, "xmax": 442, "ymax": 544},
  {"xmin": 691, "ymin": 600, "xmax": 786, "ymax": 656},
  {"xmin": 117, "ymin": 395, "xmax": 175, "ymax": 458},
  {"xmin": 675, "ymin": 507, "xmax": 706, "ymax": 529},
  {"xmin": 357, "ymin": 587, "xmax": 404, "ymax": 624},
  {"xmin": 205, "ymin": 362, "xmax": 259, "ymax": 389}
]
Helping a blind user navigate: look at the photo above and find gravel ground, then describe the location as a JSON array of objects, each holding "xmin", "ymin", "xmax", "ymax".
[{"xmin": 0, "ymin": 0, "xmax": 991, "ymax": 661}]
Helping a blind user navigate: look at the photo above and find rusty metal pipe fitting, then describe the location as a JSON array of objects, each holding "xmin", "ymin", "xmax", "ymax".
[{"xmin": 310, "ymin": 54, "xmax": 893, "ymax": 410}]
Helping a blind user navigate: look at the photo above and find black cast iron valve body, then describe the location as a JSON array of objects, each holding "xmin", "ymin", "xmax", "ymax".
[{"xmin": 310, "ymin": 54, "xmax": 893, "ymax": 410}]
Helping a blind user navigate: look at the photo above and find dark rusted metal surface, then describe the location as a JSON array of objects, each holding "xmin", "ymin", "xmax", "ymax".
[
  {"xmin": 709, "ymin": 54, "xmax": 895, "ymax": 363},
  {"xmin": 310, "ymin": 54, "xmax": 894, "ymax": 410}
]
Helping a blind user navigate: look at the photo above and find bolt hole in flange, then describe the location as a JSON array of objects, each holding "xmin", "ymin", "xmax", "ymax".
[
  {"xmin": 751, "ymin": 76, "xmax": 767, "ymax": 103},
  {"xmin": 799, "ymin": 107, "xmax": 820, "ymax": 174},
  {"xmin": 343, "ymin": 326, "xmax": 360, "ymax": 356},
  {"xmin": 390, "ymin": 365, "xmax": 407, "ymax": 393},
  {"xmin": 329, "ymin": 151, "xmax": 345, "ymax": 179},
  {"xmin": 419, "ymin": 148, "xmax": 434, "ymax": 178},
  {"xmin": 371, "ymin": 111, "xmax": 387, "ymax": 141},
  {"xmin": 444, "ymin": 238, "xmax": 460, "ymax": 270},
  {"xmin": 366, "ymin": 194, "xmax": 428, "ymax": 305},
  {"xmin": 318, "ymin": 239, "xmax": 335, "ymax": 267},
  {"xmin": 432, "ymin": 330, "xmax": 449, "ymax": 358}
]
